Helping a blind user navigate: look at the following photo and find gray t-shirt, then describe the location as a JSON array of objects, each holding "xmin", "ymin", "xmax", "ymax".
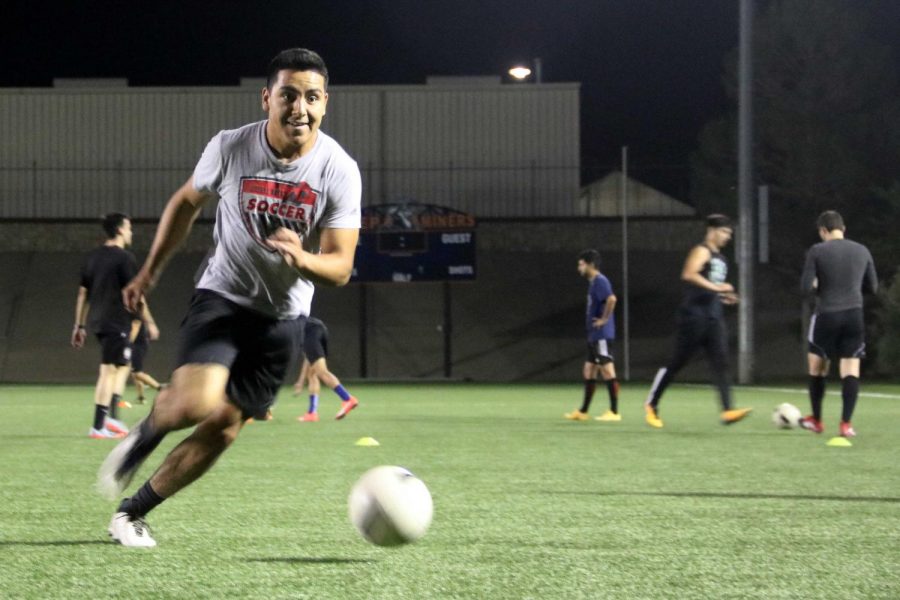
[
  {"xmin": 801, "ymin": 238, "xmax": 878, "ymax": 313},
  {"xmin": 193, "ymin": 121, "xmax": 361, "ymax": 319}
]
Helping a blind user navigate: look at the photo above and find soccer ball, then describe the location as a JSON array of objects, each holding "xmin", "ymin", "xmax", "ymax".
[
  {"xmin": 771, "ymin": 403, "xmax": 802, "ymax": 429},
  {"xmin": 348, "ymin": 465, "xmax": 433, "ymax": 547}
]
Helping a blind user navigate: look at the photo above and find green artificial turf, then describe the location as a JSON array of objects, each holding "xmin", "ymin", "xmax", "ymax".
[{"xmin": 0, "ymin": 383, "xmax": 898, "ymax": 599}]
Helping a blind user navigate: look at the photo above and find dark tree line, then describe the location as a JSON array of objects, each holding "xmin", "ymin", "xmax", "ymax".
[
  {"xmin": 691, "ymin": 0, "xmax": 900, "ymax": 372},
  {"xmin": 691, "ymin": 0, "xmax": 900, "ymax": 271}
]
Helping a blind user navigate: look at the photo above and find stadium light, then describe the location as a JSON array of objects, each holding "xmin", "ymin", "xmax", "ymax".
[
  {"xmin": 508, "ymin": 58, "xmax": 542, "ymax": 83},
  {"xmin": 508, "ymin": 65, "xmax": 533, "ymax": 80}
]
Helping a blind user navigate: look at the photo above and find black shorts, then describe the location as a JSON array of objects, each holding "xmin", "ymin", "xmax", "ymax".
[
  {"xmin": 131, "ymin": 328, "xmax": 149, "ymax": 372},
  {"xmin": 96, "ymin": 331, "xmax": 132, "ymax": 366},
  {"xmin": 303, "ymin": 321, "xmax": 328, "ymax": 363},
  {"xmin": 808, "ymin": 308, "xmax": 865, "ymax": 360},
  {"xmin": 175, "ymin": 290, "xmax": 305, "ymax": 419},
  {"xmin": 586, "ymin": 339, "xmax": 614, "ymax": 365}
]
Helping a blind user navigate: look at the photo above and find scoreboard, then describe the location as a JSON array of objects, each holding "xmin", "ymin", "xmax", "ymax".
[{"xmin": 352, "ymin": 203, "xmax": 476, "ymax": 283}]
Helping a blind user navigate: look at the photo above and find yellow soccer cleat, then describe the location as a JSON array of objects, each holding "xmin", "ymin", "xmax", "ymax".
[
  {"xmin": 644, "ymin": 405, "xmax": 664, "ymax": 428},
  {"xmin": 721, "ymin": 407, "xmax": 753, "ymax": 425},
  {"xmin": 563, "ymin": 410, "xmax": 590, "ymax": 421},
  {"xmin": 595, "ymin": 410, "xmax": 622, "ymax": 422}
]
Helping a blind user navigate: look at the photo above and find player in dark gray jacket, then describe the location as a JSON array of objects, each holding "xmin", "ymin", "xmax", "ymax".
[{"xmin": 800, "ymin": 210, "xmax": 878, "ymax": 439}]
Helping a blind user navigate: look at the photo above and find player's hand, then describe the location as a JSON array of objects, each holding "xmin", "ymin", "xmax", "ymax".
[
  {"xmin": 592, "ymin": 317, "xmax": 608, "ymax": 328},
  {"xmin": 720, "ymin": 291, "xmax": 740, "ymax": 305},
  {"xmin": 268, "ymin": 227, "xmax": 306, "ymax": 269},
  {"xmin": 123, "ymin": 270, "xmax": 153, "ymax": 313},
  {"xmin": 717, "ymin": 282, "xmax": 735, "ymax": 294},
  {"xmin": 147, "ymin": 322, "xmax": 160, "ymax": 340},
  {"xmin": 71, "ymin": 325, "xmax": 86, "ymax": 348}
]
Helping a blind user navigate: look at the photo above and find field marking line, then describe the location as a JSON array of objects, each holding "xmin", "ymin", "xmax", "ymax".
[{"xmin": 681, "ymin": 383, "xmax": 900, "ymax": 400}]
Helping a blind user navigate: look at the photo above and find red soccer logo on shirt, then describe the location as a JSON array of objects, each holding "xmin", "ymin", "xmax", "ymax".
[{"xmin": 239, "ymin": 177, "xmax": 319, "ymax": 250}]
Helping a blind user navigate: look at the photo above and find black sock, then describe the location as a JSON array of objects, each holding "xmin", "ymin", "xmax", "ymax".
[
  {"xmin": 118, "ymin": 417, "xmax": 167, "ymax": 477},
  {"xmin": 579, "ymin": 379, "xmax": 597, "ymax": 413},
  {"xmin": 93, "ymin": 404, "xmax": 108, "ymax": 430},
  {"xmin": 808, "ymin": 375, "xmax": 825, "ymax": 420},
  {"xmin": 606, "ymin": 379, "xmax": 619, "ymax": 414},
  {"xmin": 712, "ymin": 370, "xmax": 732, "ymax": 411},
  {"xmin": 117, "ymin": 481, "xmax": 165, "ymax": 518},
  {"xmin": 841, "ymin": 376, "xmax": 859, "ymax": 423},
  {"xmin": 110, "ymin": 394, "xmax": 121, "ymax": 420}
]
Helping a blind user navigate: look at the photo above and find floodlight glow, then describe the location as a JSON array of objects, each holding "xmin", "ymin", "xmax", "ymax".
[{"xmin": 508, "ymin": 66, "xmax": 532, "ymax": 80}]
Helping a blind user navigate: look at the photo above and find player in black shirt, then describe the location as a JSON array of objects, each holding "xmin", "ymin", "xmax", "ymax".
[
  {"xmin": 800, "ymin": 210, "xmax": 878, "ymax": 439},
  {"xmin": 71, "ymin": 213, "xmax": 142, "ymax": 438},
  {"xmin": 644, "ymin": 214, "xmax": 752, "ymax": 428}
]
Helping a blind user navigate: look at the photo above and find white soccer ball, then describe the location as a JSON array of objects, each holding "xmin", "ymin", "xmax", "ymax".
[
  {"xmin": 348, "ymin": 465, "xmax": 433, "ymax": 547},
  {"xmin": 771, "ymin": 403, "xmax": 802, "ymax": 429}
]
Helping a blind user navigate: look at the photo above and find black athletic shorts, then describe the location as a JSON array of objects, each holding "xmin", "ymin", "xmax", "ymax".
[
  {"xmin": 586, "ymin": 339, "xmax": 614, "ymax": 365},
  {"xmin": 131, "ymin": 327, "xmax": 149, "ymax": 372},
  {"xmin": 303, "ymin": 320, "xmax": 328, "ymax": 363},
  {"xmin": 175, "ymin": 290, "xmax": 305, "ymax": 419},
  {"xmin": 96, "ymin": 331, "xmax": 132, "ymax": 366},
  {"xmin": 808, "ymin": 308, "xmax": 865, "ymax": 360}
]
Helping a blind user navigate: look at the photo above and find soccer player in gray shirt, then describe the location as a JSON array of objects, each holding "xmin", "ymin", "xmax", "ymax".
[
  {"xmin": 97, "ymin": 48, "xmax": 361, "ymax": 547},
  {"xmin": 800, "ymin": 210, "xmax": 878, "ymax": 439}
]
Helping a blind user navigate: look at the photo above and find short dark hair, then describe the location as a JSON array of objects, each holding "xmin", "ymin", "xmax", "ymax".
[
  {"xmin": 706, "ymin": 213, "xmax": 733, "ymax": 229},
  {"xmin": 266, "ymin": 48, "xmax": 329, "ymax": 90},
  {"xmin": 101, "ymin": 213, "xmax": 128, "ymax": 239},
  {"xmin": 578, "ymin": 249, "xmax": 601, "ymax": 268},
  {"xmin": 817, "ymin": 210, "xmax": 845, "ymax": 232}
]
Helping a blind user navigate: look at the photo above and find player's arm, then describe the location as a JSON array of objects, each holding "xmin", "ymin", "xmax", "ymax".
[
  {"xmin": 862, "ymin": 253, "xmax": 878, "ymax": 295},
  {"xmin": 268, "ymin": 227, "xmax": 359, "ymax": 286},
  {"xmin": 141, "ymin": 301, "xmax": 160, "ymax": 340},
  {"xmin": 593, "ymin": 294, "xmax": 617, "ymax": 327},
  {"xmin": 800, "ymin": 247, "xmax": 818, "ymax": 294},
  {"xmin": 123, "ymin": 176, "xmax": 214, "ymax": 311},
  {"xmin": 681, "ymin": 245, "xmax": 733, "ymax": 293},
  {"xmin": 71, "ymin": 286, "xmax": 89, "ymax": 348}
]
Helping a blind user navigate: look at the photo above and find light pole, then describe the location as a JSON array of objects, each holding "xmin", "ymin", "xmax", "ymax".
[{"xmin": 737, "ymin": 0, "xmax": 755, "ymax": 384}]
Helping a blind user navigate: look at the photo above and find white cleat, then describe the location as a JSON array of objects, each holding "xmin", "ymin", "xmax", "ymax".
[
  {"xmin": 89, "ymin": 427, "xmax": 125, "ymax": 439},
  {"xmin": 108, "ymin": 512, "xmax": 157, "ymax": 548},
  {"xmin": 96, "ymin": 426, "xmax": 141, "ymax": 500},
  {"xmin": 105, "ymin": 417, "xmax": 129, "ymax": 435}
]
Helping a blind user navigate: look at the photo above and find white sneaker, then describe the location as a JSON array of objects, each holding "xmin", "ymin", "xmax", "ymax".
[
  {"xmin": 89, "ymin": 427, "xmax": 125, "ymax": 439},
  {"xmin": 108, "ymin": 512, "xmax": 156, "ymax": 548},
  {"xmin": 97, "ymin": 426, "xmax": 141, "ymax": 500},
  {"xmin": 105, "ymin": 417, "xmax": 129, "ymax": 435}
]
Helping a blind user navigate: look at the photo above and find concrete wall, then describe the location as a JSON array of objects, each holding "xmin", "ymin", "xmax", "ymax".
[
  {"xmin": 0, "ymin": 219, "xmax": 807, "ymax": 384},
  {"xmin": 0, "ymin": 83, "xmax": 579, "ymax": 219}
]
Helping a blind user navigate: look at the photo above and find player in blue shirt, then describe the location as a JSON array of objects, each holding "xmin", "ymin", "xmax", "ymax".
[{"xmin": 565, "ymin": 249, "xmax": 621, "ymax": 422}]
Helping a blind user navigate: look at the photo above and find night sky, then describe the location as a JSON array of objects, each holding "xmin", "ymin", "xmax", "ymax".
[{"xmin": 4, "ymin": 0, "xmax": 900, "ymax": 192}]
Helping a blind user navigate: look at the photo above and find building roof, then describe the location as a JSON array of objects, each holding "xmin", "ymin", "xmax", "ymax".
[{"xmin": 578, "ymin": 171, "xmax": 695, "ymax": 217}]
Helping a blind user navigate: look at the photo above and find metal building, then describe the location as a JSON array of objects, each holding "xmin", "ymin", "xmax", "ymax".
[{"xmin": 0, "ymin": 79, "xmax": 580, "ymax": 219}]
